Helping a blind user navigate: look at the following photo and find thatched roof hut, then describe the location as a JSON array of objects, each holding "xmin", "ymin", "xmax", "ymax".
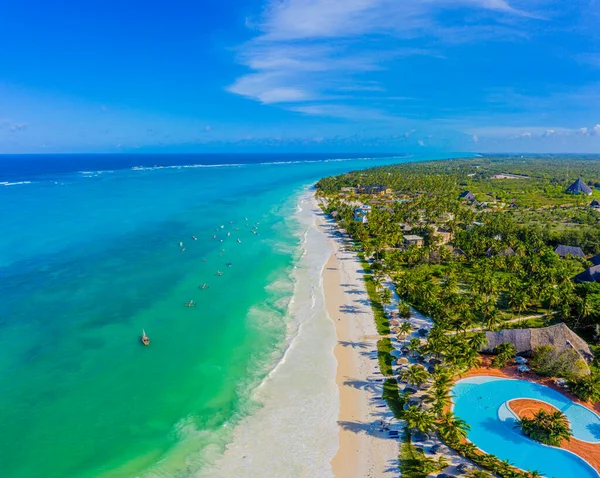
[
  {"xmin": 575, "ymin": 265, "xmax": 600, "ymax": 283},
  {"xmin": 566, "ymin": 178, "xmax": 592, "ymax": 195},
  {"xmin": 555, "ymin": 244, "xmax": 585, "ymax": 258},
  {"xmin": 482, "ymin": 323, "xmax": 593, "ymax": 365}
]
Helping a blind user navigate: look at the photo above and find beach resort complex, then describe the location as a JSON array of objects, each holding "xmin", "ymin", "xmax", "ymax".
[{"xmin": 316, "ymin": 156, "xmax": 600, "ymax": 478}]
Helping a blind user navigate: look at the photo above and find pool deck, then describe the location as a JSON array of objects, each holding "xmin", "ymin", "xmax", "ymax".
[
  {"xmin": 508, "ymin": 399, "xmax": 600, "ymax": 474},
  {"xmin": 454, "ymin": 357, "xmax": 600, "ymax": 475}
]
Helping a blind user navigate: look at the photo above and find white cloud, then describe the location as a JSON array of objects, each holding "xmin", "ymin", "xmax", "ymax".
[
  {"xmin": 9, "ymin": 122, "xmax": 28, "ymax": 133},
  {"xmin": 229, "ymin": 0, "xmax": 542, "ymax": 118},
  {"xmin": 509, "ymin": 131, "xmax": 531, "ymax": 139}
]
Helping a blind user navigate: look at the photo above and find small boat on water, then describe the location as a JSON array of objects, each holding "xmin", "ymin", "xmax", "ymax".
[
  {"xmin": 200, "ymin": 283, "xmax": 209, "ymax": 289},
  {"xmin": 179, "ymin": 241, "xmax": 183, "ymax": 247},
  {"xmin": 192, "ymin": 235, "xmax": 197, "ymax": 240},
  {"xmin": 227, "ymin": 232, "xmax": 231, "ymax": 236},
  {"xmin": 181, "ymin": 248, "xmax": 186, "ymax": 252},
  {"xmin": 141, "ymin": 329, "xmax": 150, "ymax": 346},
  {"xmin": 184, "ymin": 300, "xmax": 196, "ymax": 307},
  {"xmin": 227, "ymin": 262, "xmax": 232, "ymax": 267},
  {"xmin": 216, "ymin": 271, "xmax": 223, "ymax": 276},
  {"xmin": 237, "ymin": 239, "xmax": 241, "ymax": 243},
  {"xmin": 213, "ymin": 234, "xmax": 217, "ymax": 239}
]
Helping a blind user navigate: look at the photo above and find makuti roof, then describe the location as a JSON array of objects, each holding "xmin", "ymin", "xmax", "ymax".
[
  {"xmin": 554, "ymin": 245, "xmax": 585, "ymax": 258},
  {"xmin": 482, "ymin": 323, "xmax": 593, "ymax": 366},
  {"xmin": 575, "ymin": 265, "xmax": 600, "ymax": 283},
  {"xmin": 566, "ymin": 178, "xmax": 593, "ymax": 195}
]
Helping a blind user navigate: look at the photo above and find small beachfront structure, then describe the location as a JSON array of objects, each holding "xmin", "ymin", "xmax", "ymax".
[
  {"xmin": 459, "ymin": 190, "xmax": 475, "ymax": 201},
  {"xmin": 566, "ymin": 178, "xmax": 593, "ymax": 195},
  {"xmin": 575, "ymin": 265, "xmax": 600, "ymax": 283},
  {"xmin": 403, "ymin": 234, "xmax": 424, "ymax": 247},
  {"xmin": 590, "ymin": 253, "xmax": 600, "ymax": 266},
  {"xmin": 590, "ymin": 199, "xmax": 600, "ymax": 208},
  {"xmin": 554, "ymin": 244, "xmax": 585, "ymax": 258},
  {"xmin": 482, "ymin": 323, "xmax": 593, "ymax": 367},
  {"xmin": 353, "ymin": 205, "xmax": 371, "ymax": 223}
]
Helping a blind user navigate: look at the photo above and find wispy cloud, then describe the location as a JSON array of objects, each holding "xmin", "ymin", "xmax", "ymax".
[{"xmin": 228, "ymin": 0, "xmax": 543, "ymax": 118}]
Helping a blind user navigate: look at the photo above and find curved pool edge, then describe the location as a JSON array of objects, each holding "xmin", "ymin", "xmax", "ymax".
[{"xmin": 451, "ymin": 375, "xmax": 600, "ymax": 478}]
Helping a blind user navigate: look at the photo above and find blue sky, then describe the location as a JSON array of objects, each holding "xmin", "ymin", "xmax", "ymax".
[{"xmin": 1, "ymin": 0, "xmax": 599, "ymax": 153}]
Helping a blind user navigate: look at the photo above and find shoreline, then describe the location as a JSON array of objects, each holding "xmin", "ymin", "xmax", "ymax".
[
  {"xmin": 316, "ymin": 203, "xmax": 400, "ymax": 477},
  {"xmin": 200, "ymin": 189, "xmax": 339, "ymax": 477}
]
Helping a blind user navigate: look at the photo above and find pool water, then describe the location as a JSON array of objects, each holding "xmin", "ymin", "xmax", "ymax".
[{"xmin": 453, "ymin": 376, "xmax": 600, "ymax": 478}]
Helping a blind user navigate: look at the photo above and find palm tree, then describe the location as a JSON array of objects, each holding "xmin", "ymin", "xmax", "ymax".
[
  {"xmin": 571, "ymin": 373, "xmax": 600, "ymax": 403},
  {"xmin": 408, "ymin": 337, "xmax": 421, "ymax": 357},
  {"xmin": 403, "ymin": 405, "xmax": 436, "ymax": 433},
  {"xmin": 420, "ymin": 455, "xmax": 450, "ymax": 475},
  {"xmin": 402, "ymin": 364, "xmax": 430, "ymax": 387},
  {"xmin": 380, "ymin": 287, "xmax": 392, "ymax": 306},
  {"xmin": 468, "ymin": 332, "xmax": 487, "ymax": 352},
  {"xmin": 437, "ymin": 411, "xmax": 471, "ymax": 444},
  {"xmin": 466, "ymin": 470, "xmax": 494, "ymax": 478},
  {"xmin": 517, "ymin": 409, "xmax": 572, "ymax": 446},
  {"xmin": 398, "ymin": 321, "xmax": 412, "ymax": 343}
]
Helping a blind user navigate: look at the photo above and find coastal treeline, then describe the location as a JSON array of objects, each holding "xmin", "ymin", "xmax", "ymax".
[{"xmin": 317, "ymin": 155, "xmax": 600, "ymax": 478}]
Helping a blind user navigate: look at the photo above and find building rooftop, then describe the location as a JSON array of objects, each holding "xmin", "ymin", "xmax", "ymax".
[
  {"xmin": 566, "ymin": 178, "xmax": 593, "ymax": 195},
  {"xmin": 575, "ymin": 265, "xmax": 600, "ymax": 283},
  {"xmin": 555, "ymin": 244, "xmax": 585, "ymax": 258}
]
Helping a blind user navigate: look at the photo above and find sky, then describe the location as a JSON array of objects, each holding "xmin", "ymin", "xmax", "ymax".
[{"xmin": 1, "ymin": 0, "xmax": 600, "ymax": 154}]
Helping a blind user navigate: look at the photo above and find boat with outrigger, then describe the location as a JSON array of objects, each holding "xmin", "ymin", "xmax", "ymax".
[
  {"xmin": 184, "ymin": 299, "xmax": 196, "ymax": 307},
  {"xmin": 141, "ymin": 329, "xmax": 150, "ymax": 346}
]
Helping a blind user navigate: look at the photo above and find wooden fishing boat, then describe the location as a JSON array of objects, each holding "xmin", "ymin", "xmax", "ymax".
[{"xmin": 141, "ymin": 329, "xmax": 150, "ymax": 346}]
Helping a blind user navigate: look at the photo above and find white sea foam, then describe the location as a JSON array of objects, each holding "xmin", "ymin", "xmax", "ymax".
[
  {"xmin": 200, "ymin": 190, "xmax": 338, "ymax": 478},
  {"xmin": 0, "ymin": 181, "xmax": 32, "ymax": 186}
]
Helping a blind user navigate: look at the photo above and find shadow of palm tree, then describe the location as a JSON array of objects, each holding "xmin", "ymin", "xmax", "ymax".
[
  {"xmin": 343, "ymin": 378, "xmax": 380, "ymax": 392},
  {"xmin": 339, "ymin": 340, "xmax": 370, "ymax": 349}
]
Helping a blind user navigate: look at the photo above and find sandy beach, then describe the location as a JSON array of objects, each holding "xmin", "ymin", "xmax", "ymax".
[{"xmin": 316, "ymin": 208, "xmax": 400, "ymax": 477}]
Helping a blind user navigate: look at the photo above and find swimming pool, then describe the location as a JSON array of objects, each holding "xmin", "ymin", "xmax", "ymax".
[{"xmin": 453, "ymin": 376, "xmax": 600, "ymax": 478}]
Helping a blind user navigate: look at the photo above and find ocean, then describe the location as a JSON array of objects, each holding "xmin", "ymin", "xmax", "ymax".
[{"xmin": 0, "ymin": 153, "xmax": 456, "ymax": 478}]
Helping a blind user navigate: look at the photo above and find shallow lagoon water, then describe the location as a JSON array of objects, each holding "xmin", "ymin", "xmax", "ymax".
[{"xmin": 0, "ymin": 153, "xmax": 459, "ymax": 478}]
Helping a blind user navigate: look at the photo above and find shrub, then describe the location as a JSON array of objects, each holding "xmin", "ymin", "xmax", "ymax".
[
  {"xmin": 570, "ymin": 372, "xmax": 600, "ymax": 403},
  {"xmin": 491, "ymin": 342, "xmax": 517, "ymax": 368},
  {"xmin": 530, "ymin": 345, "xmax": 588, "ymax": 380},
  {"xmin": 517, "ymin": 409, "xmax": 572, "ymax": 446}
]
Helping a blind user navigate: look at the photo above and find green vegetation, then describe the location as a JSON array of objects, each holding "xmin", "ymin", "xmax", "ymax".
[
  {"xmin": 318, "ymin": 155, "xmax": 600, "ymax": 478},
  {"xmin": 570, "ymin": 372, "xmax": 600, "ymax": 403},
  {"xmin": 382, "ymin": 378, "xmax": 404, "ymax": 419},
  {"xmin": 491, "ymin": 342, "xmax": 517, "ymax": 368},
  {"xmin": 517, "ymin": 410, "xmax": 572, "ymax": 446},
  {"xmin": 530, "ymin": 345, "xmax": 588, "ymax": 380}
]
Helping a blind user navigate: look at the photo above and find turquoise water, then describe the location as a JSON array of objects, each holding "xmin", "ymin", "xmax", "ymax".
[
  {"xmin": 0, "ymin": 153, "xmax": 455, "ymax": 478},
  {"xmin": 453, "ymin": 376, "xmax": 600, "ymax": 478}
]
